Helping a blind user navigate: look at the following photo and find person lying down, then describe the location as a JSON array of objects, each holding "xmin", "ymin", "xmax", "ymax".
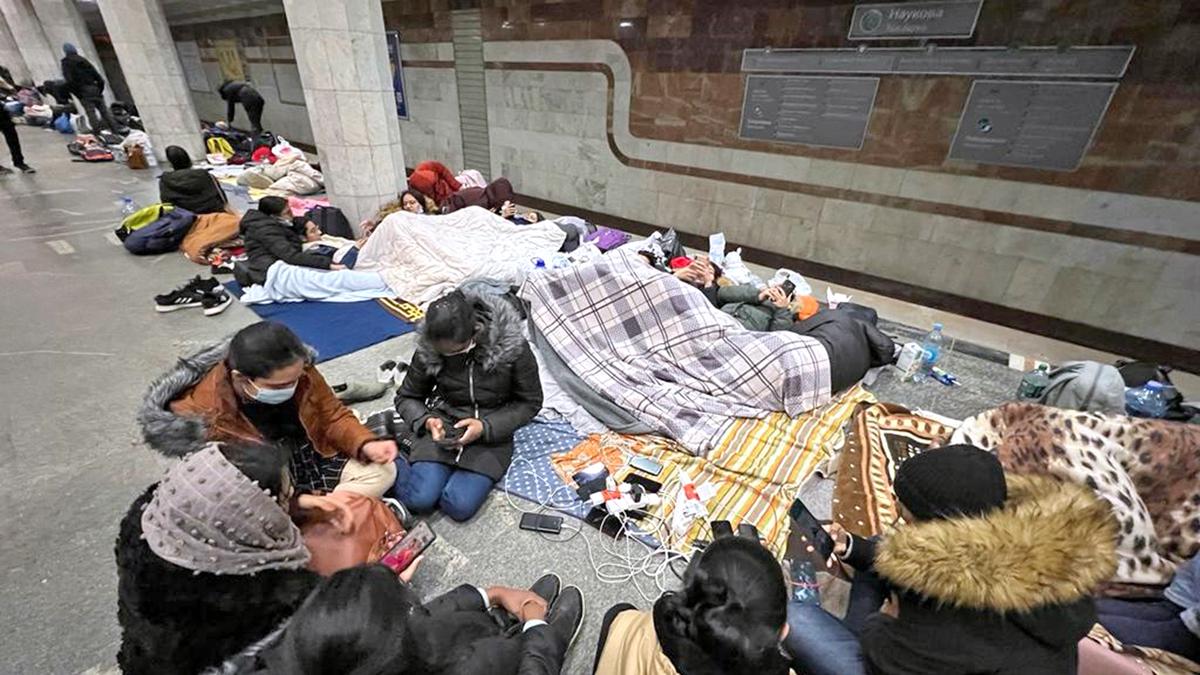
[
  {"xmin": 302, "ymin": 220, "xmax": 366, "ymax": 269},
  {"xmin": 648, "ymin": 253, "xmax": 897, "ymax": 393}
]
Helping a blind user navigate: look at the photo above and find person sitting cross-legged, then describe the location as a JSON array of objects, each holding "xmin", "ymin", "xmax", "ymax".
[
  {"xmin": 139, "ymin": 321, "xmax": 398, "ymax": 498},
  {"xmin": 391, "ymin": 289, "xmax": 542, "ymax": 522}
]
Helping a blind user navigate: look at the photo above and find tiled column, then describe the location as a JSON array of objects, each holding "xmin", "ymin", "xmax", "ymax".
[
  {"xmin": 96, "ymin": 0, "xmax": 203, "ymax": 160},
  {"xmin": 282, "ymin": 0, "xmax": 406, "ymax": 227},
  {"xmin": 31, "ymin": 0, "xmax": 113, "ymax": 101},
  {"xmin": 0, "ymin": 0, "xmax": 58, "ymax": 82},
  {"xmin": 0, "ymin": 13, "xmax": 29, "ymax": 83}
]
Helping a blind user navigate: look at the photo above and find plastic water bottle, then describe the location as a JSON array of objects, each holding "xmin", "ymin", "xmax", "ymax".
[
  {"xmin": 911, "ymin": 323, "xmax": 945, "ymax": 383},
  {"xmin": 1125, "ymin": 381, "xmax": 1169, "ymax": 418},
  {"xmin": 118, "ymin": 196, "xmax": 138, "ymax": 219},
  {"xmin": 1017, "ymin": 364, "xmax": 1051, "ymax": 400}
]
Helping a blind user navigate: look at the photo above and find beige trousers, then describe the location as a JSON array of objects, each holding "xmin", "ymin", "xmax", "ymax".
[{"xmin": 334, "ymin": 458, "xmax": 397, "ymax": 499}]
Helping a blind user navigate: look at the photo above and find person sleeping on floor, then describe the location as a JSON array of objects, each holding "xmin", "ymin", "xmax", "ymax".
[
  {"xmin": 651, "ymin": 253, "xmax": 896, "ymax": 392},
  {"xmin": 235, "ymin": 195, "xmax": 343, "ymax": 287},
  {"xmin": 302, "ymin": 219, "xmax": 366, "ymax": 269}
]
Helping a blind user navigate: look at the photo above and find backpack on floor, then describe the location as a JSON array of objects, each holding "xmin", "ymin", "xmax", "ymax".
[
  {"xmin": 122, "ymin": 206, "xmax": 196, "ymax": 255},
  {"xmin": 1037, "ymin": 361, "xmax": 1126, "ymax": 415},
  {"xmin": 82, "ymin": 146, "xmax": 114, "ymax": 162},
  {"xmin": 1115, "ymin": 360, "xmax": 1195, "ymax": 422},
  {"xmin": 255, "ymin": 131, "xmax": 279, "ymax": 149},
  {"xmin": 206, "ymin": 136, "xmax": 235, "ymax": 158},
  {"xmin": 305, "ymin": 205, "xmax": 354, "ymax": 239},
  {"xmin": 115, "ymin": 202, "xmax": 172, "ymax": 240},
  {"xmin": 53, "ymin": 112, "xmax": 74, "ymax": 134},
  {"xmin": 584, "ymin": 226, "xmax": 631, "ymax": 252}
]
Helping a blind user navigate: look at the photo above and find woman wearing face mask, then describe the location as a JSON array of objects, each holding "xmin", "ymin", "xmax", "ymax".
[
  {"xmin": 139, "ymin": 321, "xmax": 399, "ymax": 498},
  {"xmin": 116, "ymin": 442, "xmax": 350, "ymax": 675},
  {"xmin": 392, "ymin": 290, "xmax": 542, "ymax": 521}
]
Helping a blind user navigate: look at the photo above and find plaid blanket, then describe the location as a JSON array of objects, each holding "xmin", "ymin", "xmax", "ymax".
[{"xmin": 519, "ymin": 249, "xmax": 832, "ymax": 454}]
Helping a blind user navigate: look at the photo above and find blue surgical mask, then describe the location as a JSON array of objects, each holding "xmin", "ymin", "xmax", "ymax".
[{"xmin": 247, "ymin": 380, "xmax": 297, "ymax": 405}]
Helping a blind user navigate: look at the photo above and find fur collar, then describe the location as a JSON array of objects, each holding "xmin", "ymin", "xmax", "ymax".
[
  {"xmin": 414, "ymin": 289, "xmax": 526, "ymax": 375},
  {"xmin": 137, "ymin": 339, "xmax": 317, "ymax": 458},
  {"xmin": 874, "ymin": 474, "xmax": 1117, "ymax": 613}
]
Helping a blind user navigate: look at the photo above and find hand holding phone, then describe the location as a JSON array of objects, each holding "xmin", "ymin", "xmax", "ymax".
[
  {"xmin": 381, "ymin": 521, "xmax": 437, "ymax": 576},
  {"xmin": 436, "ymin": 423, "xmax": 465, "ymax": 450},
  {"xmin": 789, "ymin": 499, "xmax": 835, "ymax": 560}
]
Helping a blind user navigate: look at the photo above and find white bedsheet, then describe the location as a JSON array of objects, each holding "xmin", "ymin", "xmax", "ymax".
[{"xmin": 355, "ymin": 206, "xmax": 566, "ymax": 306}]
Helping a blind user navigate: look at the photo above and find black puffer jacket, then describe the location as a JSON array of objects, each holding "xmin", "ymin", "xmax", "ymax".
[
  {"xmin": 159, "ymin": 168, "xmax": 227, "ymax": 214},
  {"xmin": 789, "ymin": 309, "xmax": 895, "ymax": 393},
  {"xmin": 61, "ymin": 53, "xmax": 104, "ymax": 98},
  {"xmin": 116, "ymin": 486, "xmax": 320, "ymax": 675},
  {"xmin": 239, "ymin": 209, "xmax": 330, "ymax": 285},
  {"xmin": 395, "ymin": 291, "xmax": 542, "ymax": 481}
]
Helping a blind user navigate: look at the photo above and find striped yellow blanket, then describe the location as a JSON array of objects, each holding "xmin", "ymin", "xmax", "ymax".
[{"xmin": 554, "ymin": 385, "xmax": 874, "ymax": 557}]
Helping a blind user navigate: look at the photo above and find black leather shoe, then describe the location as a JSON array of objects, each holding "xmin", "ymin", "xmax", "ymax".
[
  {"xmin": 530, "ymin": 573, "xmax": 561, "ymax": 607},
  {"xmin": 547, "ymin": 586, "xmax": 584, "ymax": 649}
]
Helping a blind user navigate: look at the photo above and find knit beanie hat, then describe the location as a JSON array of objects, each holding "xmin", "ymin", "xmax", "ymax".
[{"xmin": 894, "ymin": 444, "xmax": 1007, "ymax": 521}]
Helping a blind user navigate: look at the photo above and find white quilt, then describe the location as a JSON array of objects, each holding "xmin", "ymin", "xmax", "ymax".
[{"xmin": 355, "ymin": 206, "xmax": 566, "ymax": 306}]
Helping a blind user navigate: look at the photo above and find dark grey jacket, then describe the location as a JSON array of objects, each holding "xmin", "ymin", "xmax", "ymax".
[
  {"xmin": 395, "ymin": 291, "xmax": 542, "ymax": 481},
  {"xmin": 240, "ymin": 209, "xmax": 330, "ymax": 285}
]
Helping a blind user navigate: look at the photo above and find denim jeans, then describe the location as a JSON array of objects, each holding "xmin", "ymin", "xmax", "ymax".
[
  {"xmin": 784, "ymin": 569, "xmax": 889, "ymax": 675},
  {"xmin": 1096, "ymin": 597, "xmax": 1200, "ymax": 662},
  {"xmin": 393, "ymin": 461, "xmax": 495, "ymax": 522}
]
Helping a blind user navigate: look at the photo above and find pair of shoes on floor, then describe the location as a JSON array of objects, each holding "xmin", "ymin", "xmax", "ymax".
[
  {"xmin": 529, "ymin": 573, "xmax": 585, "ymax": 648},
  {"xmin": 331, "ymin": 381, "xmax": 390, "ymax": 404},
  {"xmin": 377, "ymin": 359, "xmax": 410, "ymax": 385},
  {"xmin": 0, "ymin": 164, "xmax": 36, "ymax": 175},
  {"xmin": 155, "ymin": 275, "xmax": 233, "ymax": 316}
]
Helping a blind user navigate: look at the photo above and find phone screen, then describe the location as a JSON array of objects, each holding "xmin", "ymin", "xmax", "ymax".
[
  {"xmin": 629, "ymin": 455, "xmax": 663, "ymax": 476},
  {"xmin": 789, "ymin": 499, "xmax": 834, "ymax": 559},
  {"xmin": 380, "ymin": 521, "xmax": 436, "ymax": 574}
]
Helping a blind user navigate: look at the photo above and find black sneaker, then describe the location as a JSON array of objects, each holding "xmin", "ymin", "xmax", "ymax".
[
  {"xmin": 155, "ymin": 285, "xmax": 205, "ymax": 312},
  {"xmin": 15, "ymin": 163, "xmax": 35, "ymax": 174},
  {"xmin": 530, "ymin": 573, "xmax": 562, "ymax": 607},
  {"xmin": 0, "ymin": 165, "xmax": 12, "ymax": 176},
  {"xmin": 546, "ymin": 586, "xmax": 584, "ymax": 649},
  {"xmin": 201, "ymin": 291, "xmax": 234, "ymax": 316},
  {"xmin": 184, "ymin": 275, "xmax": 221, "ymax": 295}
]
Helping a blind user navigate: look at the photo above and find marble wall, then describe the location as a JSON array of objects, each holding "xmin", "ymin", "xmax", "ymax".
[
  {"xmin": 168, "ymin": 17, "xmax": 457, "ymax": 167},
  {"xmin": 163, "ymin": 1, "xmax": 1200, "ymax": 363}
]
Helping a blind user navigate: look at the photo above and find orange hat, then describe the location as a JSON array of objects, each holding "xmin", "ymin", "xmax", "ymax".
[{"xmin": 794, "ymin": 295, "xmax": 820, "ymax": 320}]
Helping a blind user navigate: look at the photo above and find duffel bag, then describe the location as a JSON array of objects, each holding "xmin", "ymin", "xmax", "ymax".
[{"xmin": 123, "ymin": 206, "xmax": 196, "ymax": 255}]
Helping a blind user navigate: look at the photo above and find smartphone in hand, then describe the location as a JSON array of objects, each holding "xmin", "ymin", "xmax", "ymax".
[{"xmin": 380, "ymin": 521, "xmax": 436, "ymax": 574}]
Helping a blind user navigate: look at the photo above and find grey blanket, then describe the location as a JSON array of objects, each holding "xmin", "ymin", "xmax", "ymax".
[{"xmin": 519, "ymin": 249, "xmax": 832, "ymax": 455}]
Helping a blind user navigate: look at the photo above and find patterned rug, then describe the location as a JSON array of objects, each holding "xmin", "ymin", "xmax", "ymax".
[{"xmin": 831, "ymin": 402, "xmax": 957, "ymax": 538}]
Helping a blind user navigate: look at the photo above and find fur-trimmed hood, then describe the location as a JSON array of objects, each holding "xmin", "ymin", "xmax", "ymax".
[
  {"xmin": 875, "ymin": 474, "xmax": 1118, "ymax": 613},
  {"xmin": 414, "ymin": 289, "xmax": 527, "ymax": 376},
  {"xmin": 138, "ymin": 340, "xmax": 231, "ymax": 458},
  {"xmin": 137, "ymin": 339, "xmax": 319, "ymax": 458}
]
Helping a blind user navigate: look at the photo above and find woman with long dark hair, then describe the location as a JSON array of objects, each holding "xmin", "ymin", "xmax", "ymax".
[
  {"xmin": 593, "ymin": 535, "xmax": 792, "ymax": 675},
  {"xmin": 392, "ymin": 289, "xmax": 542, "ymax": 521}
]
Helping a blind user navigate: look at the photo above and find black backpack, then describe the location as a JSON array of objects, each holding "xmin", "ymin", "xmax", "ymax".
[
  {"xmin": 1116, "ymin": 361, "xmax": 1196, "ymax": 422},
  {"xmin": 305, "ymin": 205, "xmax": 354, "ymax": 239}
]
